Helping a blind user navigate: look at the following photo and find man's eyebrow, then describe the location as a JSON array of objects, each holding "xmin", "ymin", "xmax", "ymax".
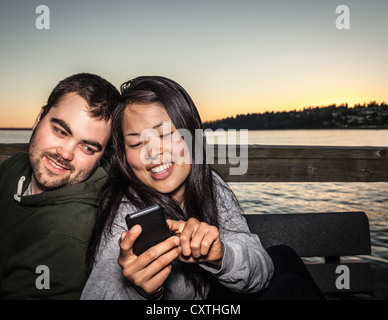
[
  {"xmin": 51, "ymin": 118, "xmax": 73, "ymax": 135},
  {"xmin": 124, "ymin": 121, "xmax": 168, "ymax": 137},
  {"xmin": 51, "ymin": 118, "xmax": 102, "ymax": 152}
]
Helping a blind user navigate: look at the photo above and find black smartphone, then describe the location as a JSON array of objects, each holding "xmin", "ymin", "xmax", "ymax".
[{"xmin": 125, "ymin": 204, "xmax": 172, "ymax": 256}]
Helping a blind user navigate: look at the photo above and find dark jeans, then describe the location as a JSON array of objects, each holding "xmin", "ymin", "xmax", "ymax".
[{"xmin": 207, "ymin": 245, "xmax": 325, "ymax": 300}]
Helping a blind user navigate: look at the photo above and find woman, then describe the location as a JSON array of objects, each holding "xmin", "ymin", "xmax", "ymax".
[{"xmin": 81, "ymin": 76, "xmax": 323, "ymax": 300}]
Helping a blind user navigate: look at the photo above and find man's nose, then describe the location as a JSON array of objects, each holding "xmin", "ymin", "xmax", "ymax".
[{"xmin": 56, "ymin": 143, "xmax": 75, "ymax": 161}]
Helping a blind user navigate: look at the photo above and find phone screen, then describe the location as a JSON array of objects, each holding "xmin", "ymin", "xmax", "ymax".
[{"xmin": 125, "ymin": 204, "xmax": 172, "ymax": 255}]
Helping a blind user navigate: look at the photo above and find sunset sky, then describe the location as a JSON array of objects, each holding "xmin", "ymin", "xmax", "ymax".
[{"xmin": 0, "ymin": 0, "xmax": 387, "ymax": 128}]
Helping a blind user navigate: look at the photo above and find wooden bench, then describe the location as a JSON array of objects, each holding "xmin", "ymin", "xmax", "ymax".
[{"xmin": 245, "ymin": 211, "xmax": 372, "ymax": 295}]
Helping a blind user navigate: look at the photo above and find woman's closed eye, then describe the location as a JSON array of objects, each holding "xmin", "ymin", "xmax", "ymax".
[
  {"xmin": 160, "ymin": 131, "xmax": 174, "ymax": 139},
  {"xmin": 128, "ymin": 142, "xmax": 143, "ymax": 148}
]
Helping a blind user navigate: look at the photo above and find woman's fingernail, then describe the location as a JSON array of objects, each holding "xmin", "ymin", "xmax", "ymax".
[
  {"xmin": 173, "ymin": 236, "xmax": 180, "ymax": 246},
  {"xmin": 130, "ymin": 225, "xmax": 140, "ymax": 234}
]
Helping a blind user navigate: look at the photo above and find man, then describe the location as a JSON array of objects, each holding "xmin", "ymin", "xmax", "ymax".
[{"xmin": 0, "ymin": 73, "xmax": 119, "ymax": 299}]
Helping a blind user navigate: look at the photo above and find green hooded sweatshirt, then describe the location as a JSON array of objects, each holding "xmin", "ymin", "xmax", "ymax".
[{"xmin": 0, "ymin": 152, "xmax": 109, "ymax": 299}]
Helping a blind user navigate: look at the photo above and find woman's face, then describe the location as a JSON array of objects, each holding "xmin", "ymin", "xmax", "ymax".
[{"xmin": 122, "ymin": 103, "xmax": 191, "ymax": 205}]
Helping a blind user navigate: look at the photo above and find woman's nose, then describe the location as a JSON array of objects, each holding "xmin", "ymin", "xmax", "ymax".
[{"xmin": 145, "ymin": 138, "xmax": 163, "ymax": 160}]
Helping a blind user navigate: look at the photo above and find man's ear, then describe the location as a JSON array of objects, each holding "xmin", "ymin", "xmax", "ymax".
[{"xmin": 32, "ymin": 107, "xmax": 45, "ymax": 131}]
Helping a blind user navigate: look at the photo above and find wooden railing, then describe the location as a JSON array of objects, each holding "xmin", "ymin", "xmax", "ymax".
[
  {"xmin": 0, "ymin": 144, "xmax": 29, "ymax": 165},
  {"xmin": 2, "ymin": 144, "xmax": 388, "ymax": 182},
  {"xmin": 210, "ymin": 145, "xmax": 388, "ymax": 182}
]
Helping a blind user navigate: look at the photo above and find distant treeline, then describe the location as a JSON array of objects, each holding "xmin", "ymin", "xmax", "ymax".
[{"xmin": 204, "ymin": 101, "xmax": 388, "ymax": 130}]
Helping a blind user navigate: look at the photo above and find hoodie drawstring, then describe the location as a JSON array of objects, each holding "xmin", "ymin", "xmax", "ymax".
[{"xmin": 14, "ymin": 176, "xmax": 26, "ymax": 203}]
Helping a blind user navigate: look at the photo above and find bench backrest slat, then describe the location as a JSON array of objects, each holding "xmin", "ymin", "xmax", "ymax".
[{"xmin": 245, "ymin": 211, "xmax": 371, "ymax": 258}]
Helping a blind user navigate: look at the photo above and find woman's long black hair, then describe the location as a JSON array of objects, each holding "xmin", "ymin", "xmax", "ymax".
[{"xmin": 86, "ymin": 76, "xmax": 220, "ymax": 296}]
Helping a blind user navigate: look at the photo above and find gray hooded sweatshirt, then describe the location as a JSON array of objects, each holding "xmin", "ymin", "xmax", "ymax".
[{"xmin": 81, "ymin": 173, "xmax": 273, "ymax": 300}]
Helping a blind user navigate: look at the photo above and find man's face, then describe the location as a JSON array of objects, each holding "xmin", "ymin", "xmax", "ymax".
[{"xmin": 28, "ymin": 92, "xmax": 111, "ymax": 194}]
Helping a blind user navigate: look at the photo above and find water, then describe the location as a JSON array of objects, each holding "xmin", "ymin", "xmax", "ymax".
[
  {"xmin": 206, "ymin": 129, "xmax": 388, "ymax": 147},
  {"xmin": 0, "ymin": 130, "xmax": 32, "ymax": 143},
  {"xmin": 246, "ymin": 129, "xmax": 388, "ymax": 147},
  {"xmin": 1, "ymin": 129, "xmax": 388, "ymax": 266},
  {"xmin": 1, "ymin": 128, "xmax": 388, "ymax": 146}
]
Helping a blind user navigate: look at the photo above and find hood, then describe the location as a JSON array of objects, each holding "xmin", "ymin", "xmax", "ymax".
[{"xmin": 14, "ymin": 154, "xmax": 109, "ymax": 207}]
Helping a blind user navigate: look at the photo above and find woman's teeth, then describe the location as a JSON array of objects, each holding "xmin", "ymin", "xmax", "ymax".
[{"xmin": 151, "ymin": 162, "xmax": 172, "ymax": 174}]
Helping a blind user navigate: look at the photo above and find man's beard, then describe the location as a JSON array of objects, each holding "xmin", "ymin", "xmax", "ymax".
[{"xmin": 28, "ymin": 131, "xmax": 98, "ymax": 191}]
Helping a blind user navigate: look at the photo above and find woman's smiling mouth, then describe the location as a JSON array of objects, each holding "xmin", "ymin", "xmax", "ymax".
[
  {"xmin": 148, "ymin": 161, "xmax": 175, "ymax": 180},
  {"xmin": 150, "ymin": 162, "xmax": 173, "ymax": 174}
]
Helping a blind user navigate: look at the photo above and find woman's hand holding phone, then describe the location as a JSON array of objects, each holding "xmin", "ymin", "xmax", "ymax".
[
  {"xmin": 167, "ymin": 218, "xmax": 225, "ymax": 268},
  {"xmin": 118, "ymin": 225, "xmax": 181, "ymax": 299},
  {"xmin": 118, "ymin": 213, "xmax": 224, "ymax": 299}
]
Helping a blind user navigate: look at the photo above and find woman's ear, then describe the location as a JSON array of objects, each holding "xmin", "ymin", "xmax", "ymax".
[{"xmin": 32, "ymin": 107, "xmax": 45, "ymax": 131}]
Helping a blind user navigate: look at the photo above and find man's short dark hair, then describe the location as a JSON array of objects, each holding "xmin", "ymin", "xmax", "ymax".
[{"xmin": 40, "ymin": 73, "xmax": 119, "ymax": 121}]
